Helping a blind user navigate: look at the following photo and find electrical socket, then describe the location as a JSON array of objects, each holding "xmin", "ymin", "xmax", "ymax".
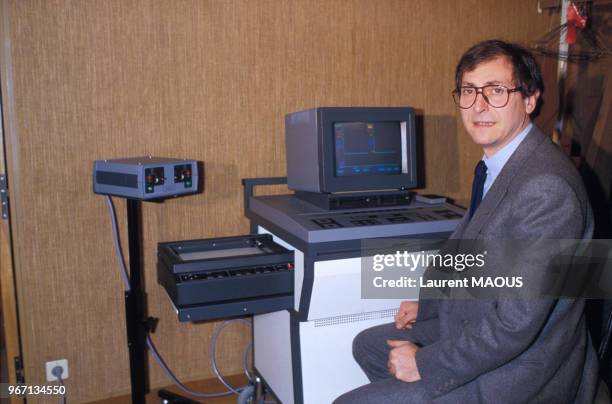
[{"xmin": 45, "ymin": 359, "xmax": 69, "ymax": 382}]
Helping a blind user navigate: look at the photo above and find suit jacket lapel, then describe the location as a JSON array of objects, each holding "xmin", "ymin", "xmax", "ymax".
[
  {"xmin": 461, "ymin": 126, "xmax": 548, "ymax": 239},
  {"xmin": 449, "ymin": 214, "xmax": 469, "ymax": 239}
]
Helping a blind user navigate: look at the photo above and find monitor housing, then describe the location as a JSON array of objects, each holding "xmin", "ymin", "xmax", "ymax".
[{"xmin": 285, "ymin": 107, "xmax": 417, "ymax": 194}]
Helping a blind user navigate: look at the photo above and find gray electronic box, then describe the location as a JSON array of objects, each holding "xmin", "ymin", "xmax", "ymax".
[{"xmin": 93, "ymin": 156, "xmax": 200, "ymax": 200}]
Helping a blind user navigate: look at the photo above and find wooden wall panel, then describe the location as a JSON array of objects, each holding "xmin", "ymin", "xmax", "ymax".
[{"xmin": 0, "ymin": 1, "xmax": 555, "ymax": 402}]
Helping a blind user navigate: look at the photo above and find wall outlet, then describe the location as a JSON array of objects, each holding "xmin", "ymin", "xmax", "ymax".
[{"xmin": 45, "ymin": 359, "xmax": 69, "ymax": 382}]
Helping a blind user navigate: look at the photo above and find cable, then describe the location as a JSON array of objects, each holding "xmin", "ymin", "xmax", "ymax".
[
  {"xmin": 147, "ymin": 318, "xmax": 256, "ymax": 399},
  {"xmin": 147, "ymin": 335, "xmax": 236, "ymax": 398},
  {"xmin": 51, "ymin": 366, "xmax": 66, "ymax": 404},
  {"xmin": 243, "ymin": 342, "xmax": 254, "ymax": 382},
  {"xmin": 210, "ymin": 319, "xmax": 252, "ymax": 394},
  {"xmin": 146, "ymin": 319, "xmax": 254, "ymax": 398},
  {"xmin": 58, "ymin": 377, "xmax": 66, "ymax": 404},
  {"xmin": 104, "ymin": 195, "xmax": 131, "ymax": 291}
]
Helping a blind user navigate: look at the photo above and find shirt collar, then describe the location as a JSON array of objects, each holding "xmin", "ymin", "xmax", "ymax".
[{"xmin": 482, "ymin": 122, "xmax": 533, "ymax": 181}]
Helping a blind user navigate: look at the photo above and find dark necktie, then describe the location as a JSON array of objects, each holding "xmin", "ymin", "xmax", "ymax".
[{"xmin": 469, "ymin": 160, "xmax": 487, "ymax": 219}]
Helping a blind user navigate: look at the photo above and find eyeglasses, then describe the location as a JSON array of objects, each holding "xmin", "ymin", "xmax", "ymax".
[{"xmin": 452, "ymin": 85, "xmax": 522, "ymax": 109}]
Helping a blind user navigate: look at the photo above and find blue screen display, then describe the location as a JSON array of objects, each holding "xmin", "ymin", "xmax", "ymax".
[{"xmin": 334, "ymin": 122, "xmax": 402, "ymax": 177}]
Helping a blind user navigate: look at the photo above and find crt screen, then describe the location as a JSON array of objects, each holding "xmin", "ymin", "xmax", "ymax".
[{"xmin": 334, "ymin": 121, "xmax": 402, "ymax": 177}]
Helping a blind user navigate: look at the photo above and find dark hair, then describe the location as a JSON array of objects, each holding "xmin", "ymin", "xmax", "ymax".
[{"xmin": 455, "ymin": 40, "xmax": 543, "ymax": 98}]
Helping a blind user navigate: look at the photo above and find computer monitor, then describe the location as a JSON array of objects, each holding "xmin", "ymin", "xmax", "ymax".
[{"xmin": 285, "ymin": 107, "xmax": 417, "ymax": 193}]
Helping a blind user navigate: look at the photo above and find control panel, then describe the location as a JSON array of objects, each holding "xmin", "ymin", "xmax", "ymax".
[
  {"xmin": 247, "ymin": 195, "xmax": 465, "ymax": 243},
  {"xmin": 310, "ymin": 207, "xmax": 463, "ymax": 229},
  {"xmin": 93, "ymin": 156, "xmax": 200, "ymax": 200}
]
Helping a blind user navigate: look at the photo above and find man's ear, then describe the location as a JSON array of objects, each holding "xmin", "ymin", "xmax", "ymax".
[{"xmin": 525, "ymin": 90, "xmax": 540, "ymax": 114}]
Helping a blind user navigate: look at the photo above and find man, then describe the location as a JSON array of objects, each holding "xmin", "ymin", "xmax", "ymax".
[{"xmin": 334, "ymin": 40, "xmax": 599, "ymax": 403}]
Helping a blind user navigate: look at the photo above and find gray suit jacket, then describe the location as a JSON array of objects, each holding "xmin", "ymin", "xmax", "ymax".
[{"xmin": 411, "ymin": 126, "xmax": 598, "ymax": 403}]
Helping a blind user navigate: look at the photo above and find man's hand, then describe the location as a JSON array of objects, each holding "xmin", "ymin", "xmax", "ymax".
[
  {"xmin": 387, "ymin": 340, "xmax": 421, "ymax": 382},
  {"xmin": 394, "ymin": 301, "xmax": 418, "ymax": 330}
]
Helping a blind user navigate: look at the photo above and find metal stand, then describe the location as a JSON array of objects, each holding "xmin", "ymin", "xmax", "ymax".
[
  {"xmin": 125, "ymin": 199, "xmax": 155, "ymax": 404},
  {"xmin": 123, "ymin": 199, "xmax": 195, "ymax": 403},
  {"xmin": 242, "ymin": 177, "xmax": 287, "ymax": 233},
  {"xmin": 254, "ymin": 376, "xmax": 264, "ymax": 403}
]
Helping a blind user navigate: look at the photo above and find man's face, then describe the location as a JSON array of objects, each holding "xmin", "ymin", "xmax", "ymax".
[{"xmin": 459, "ymin": 56, "xmax": 539, "ymax": 157}]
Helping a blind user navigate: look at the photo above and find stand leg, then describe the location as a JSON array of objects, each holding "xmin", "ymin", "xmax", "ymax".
[
  {"xmin": 126, "ymin": 199, "xmax": 148, "ymax": 403},
  {"xmin": 158, "ymin": 389, "xmax": 201, "ymax": 403},
  {"xmin": 254, "ymin": 376, "xmax": 264, "ymax": 404}
]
